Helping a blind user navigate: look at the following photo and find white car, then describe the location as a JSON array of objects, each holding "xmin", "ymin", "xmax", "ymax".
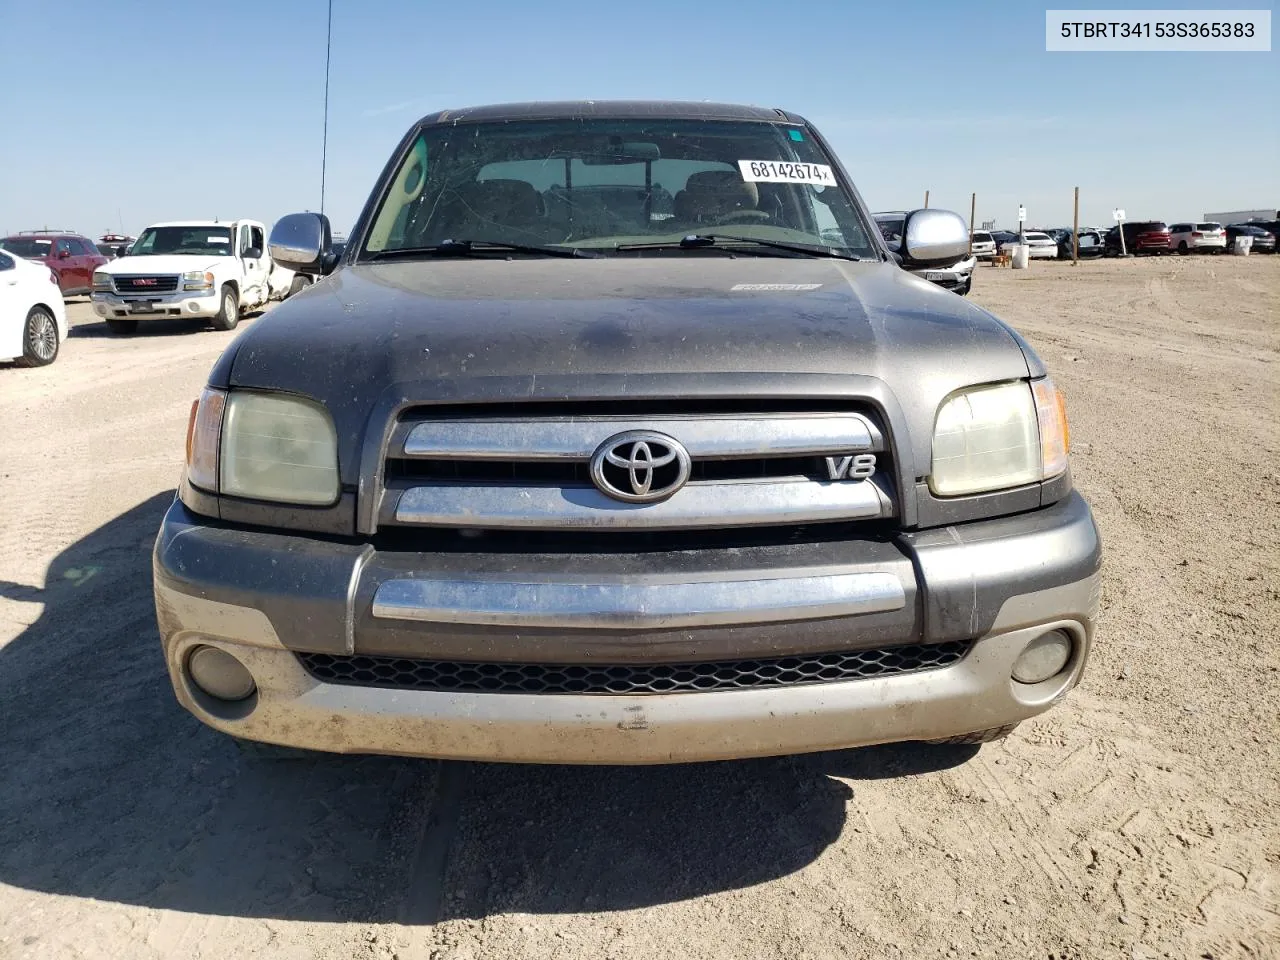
[
  {"xmin": 970, "ymin": 231, "xmax": 996, "ymax": 259},
  {"xmin": 1168, "ymin": 222, "xmax": 1227, "ymax": 254},
  {"xmin": 0, "ymin": 247, "xmax": 68, "ymax": 366},
  {"xmin": 1000, "ymin": 232, "xmax": 1057, "ymax": 259}
]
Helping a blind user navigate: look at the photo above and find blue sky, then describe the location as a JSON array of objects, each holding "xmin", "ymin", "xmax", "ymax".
[{"xmin": 1, "ymin": 0, "xmax": 1275, "ymax": 237}]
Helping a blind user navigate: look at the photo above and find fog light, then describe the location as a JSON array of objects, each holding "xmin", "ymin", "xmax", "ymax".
[
  {"xmin": 1011, "ymin": 630, "xmax": 1073, "ymax": 684},
  {"xmin": 188, "ymin": 645, "xmax": 256, "ymax": 701}
]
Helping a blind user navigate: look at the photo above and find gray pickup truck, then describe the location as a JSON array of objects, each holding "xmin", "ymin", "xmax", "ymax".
[{"xmin": 154, "ymin": 101, "xmax": 1100, "ymax": 764}]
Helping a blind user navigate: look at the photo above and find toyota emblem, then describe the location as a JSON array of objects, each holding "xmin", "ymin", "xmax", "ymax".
[{"xmin": 589, "ymin": 431, "xmax": 692, "ymax": 503}]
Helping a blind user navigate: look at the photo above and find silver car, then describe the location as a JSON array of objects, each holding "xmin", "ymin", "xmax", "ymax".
[{"xmin": 875, "ymin": 211, "xmax": 976, "ymax": 295}]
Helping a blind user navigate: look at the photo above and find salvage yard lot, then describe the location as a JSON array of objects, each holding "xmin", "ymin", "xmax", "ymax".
[{"xmin": 0, "ymin": 257, "xmax": 1276, "ymax": 959}]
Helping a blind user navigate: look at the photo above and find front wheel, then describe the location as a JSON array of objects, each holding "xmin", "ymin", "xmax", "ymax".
[
  {"xmin": 18, "ymin": 306, "xmax": 60, "ymax": 366},
  {"xmin": 211, "ymin": 285, "xmax": 239, "ymax": 331},
  {"xmin": 1178, "ymin": 241, "xmax": 1188, "ymax": 254},
  {"xmin": 287, "ymin": 274, "xmax": 312, "ymax": 298},
  {"xmin": 956, "ymin": 278, "xmax": 972, "ymax": 296}
]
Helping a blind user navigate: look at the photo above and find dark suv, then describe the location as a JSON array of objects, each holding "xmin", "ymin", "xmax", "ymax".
[
  {"xmin": 154, "ymin": 101, "xmax": 1100, "ymax": 764},
  {"xmin": 0, "ymin": 231, "xmax": 108, "ymax": 295},
  {"xmin": 1103, "ymin": 221, "xmax": 1171, "ymax": 256}
]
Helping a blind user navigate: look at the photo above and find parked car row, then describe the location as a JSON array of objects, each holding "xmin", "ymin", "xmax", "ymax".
[
  {"xmin": 978, "ymin": 219, "xmax": 1277, "ymax": 260},
  {"xmin": 0, "ymin": 218, "xmax": 327, "ymax": 363}
]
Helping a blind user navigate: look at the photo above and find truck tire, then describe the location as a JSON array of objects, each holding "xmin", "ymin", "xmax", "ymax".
[
  {"xmin": 106, "ymin": 317, "xmax": 138, "ymax": 335},
  {"xmin": 287, "ymin": 275, "xmax": 312, "ymax": 298},
  {"xmin": 211, "ymin": 285, "xmax": 239, "ymax": 331},
  {"xmin": 925, "ymin": 723, "xmax": 1019, "ymax": 745},
  {"xmin": 18, "ymin": 306, "xmax": 60, "ymax": 366}
]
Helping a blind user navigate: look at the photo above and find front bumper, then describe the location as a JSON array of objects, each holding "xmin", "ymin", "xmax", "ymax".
[
  {"xmin": 92, "ymin": 290, "xmax": 219, "ymax": 319},
  {"xmin": 155, "ymin": 493, "xmax": 1101, "ymax": 764}
]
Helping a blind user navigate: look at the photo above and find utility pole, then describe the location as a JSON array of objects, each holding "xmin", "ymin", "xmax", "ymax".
[
  {"xmin": 320, "ymin": 0, "xmax": 333, "ymax": 216},
  {"xmin": 968, "ymin": 193, "xmax": 976, "ymax": 256},
  {"xmin": 1072, "ymin": 187, "xmax": 1079, "ymax": 264}
]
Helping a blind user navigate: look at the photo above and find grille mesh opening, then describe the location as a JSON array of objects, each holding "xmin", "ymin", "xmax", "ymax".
[{"xmin": 297, "ymin": 641, "xmax": 970, "ymax": 695}]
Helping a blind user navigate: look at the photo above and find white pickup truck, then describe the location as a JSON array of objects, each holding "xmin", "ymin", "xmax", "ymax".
[{"xmin": 92, "ymin": 219, "xmax": 280, "ymax": 334}]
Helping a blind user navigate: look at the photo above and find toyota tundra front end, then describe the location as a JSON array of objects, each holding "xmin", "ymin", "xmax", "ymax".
[{"xmin": 154, "ymin": 101, "xmax": 1101, "ymax": 764}]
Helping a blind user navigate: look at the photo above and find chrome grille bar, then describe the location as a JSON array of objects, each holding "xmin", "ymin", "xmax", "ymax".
[
  {"xmin": 401, "ymin": 413, "xmax": 881, "ymax": 460},
  {"xmin": 390, "ymin": 476, "xmax": 893, "ymax": 530}
]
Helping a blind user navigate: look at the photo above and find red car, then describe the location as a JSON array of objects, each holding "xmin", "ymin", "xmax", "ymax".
[
  {"xmin": 0, "ymin": 231, "xmax": 108, "ymax": 296},
  {"xmin": 1103, "ymin": 221, "xmax": 1172, "ymax": 257}
]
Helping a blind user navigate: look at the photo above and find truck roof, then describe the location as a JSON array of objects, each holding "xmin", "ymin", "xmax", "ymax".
[
  {"xmin": 422, "ymin": 100, "xmax": 804, "ymax": 126},
  {"xmin": 144, "ymin": 220, "xmax": 254, "ymax": 229}
]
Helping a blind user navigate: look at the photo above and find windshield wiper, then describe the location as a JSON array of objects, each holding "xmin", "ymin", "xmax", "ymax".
[
  {"xmin": 616, "ymin": 234, "xmax": 866, "ymax": 260},
  {"xmin": 366, "ymin": 238, "xmax": 598, "ymax": 261}
]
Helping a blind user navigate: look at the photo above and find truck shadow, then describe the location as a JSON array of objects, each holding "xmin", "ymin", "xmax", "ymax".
[
  {"xmin": 69, "ymin": 310, "xmax": 269, "ymax": 340},
  {"xmin": 0, "ymin": 493, "xmax": 976, "ymax": 925}
]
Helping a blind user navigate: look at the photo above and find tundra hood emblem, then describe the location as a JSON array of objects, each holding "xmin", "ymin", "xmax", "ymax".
[{"xmin": 590, "ymin": 431, "xmax": 692, "ymax": 503}]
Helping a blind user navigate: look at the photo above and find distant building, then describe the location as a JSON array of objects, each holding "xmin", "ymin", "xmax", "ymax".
[{"xmin": 1203, "ymin": 208, "xmax": 1277, "ymax": 223}]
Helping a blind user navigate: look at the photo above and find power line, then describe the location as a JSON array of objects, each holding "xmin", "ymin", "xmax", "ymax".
[{"xmin": 320, "ymin": 0, "xmax": 333, "ymax": 215}]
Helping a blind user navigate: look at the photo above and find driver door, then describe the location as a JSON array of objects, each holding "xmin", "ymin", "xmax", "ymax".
[{"xmin": 238, "ymin": 223, "xmax": 269, "ymax": 305}]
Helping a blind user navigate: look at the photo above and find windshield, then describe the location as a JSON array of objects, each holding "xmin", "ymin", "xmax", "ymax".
[
  {"xmin": 361, "ymin": 117, "xmax": 877, "ymax": 258},
  {"xmin": 2, "ymin": 237, "xmax": 53, "ymax": 258},
  {"xmin": 129, "ymin": 226, "xmax": 232, "ymax": 257}
]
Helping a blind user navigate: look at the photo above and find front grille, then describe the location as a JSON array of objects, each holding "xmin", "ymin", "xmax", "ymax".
[
  {"xmin": 377, "ymin": 405, "xmax": 897, "ymax": 534},
  {"xmin": 113, "ymin": 274, "xmax": 178, "ymax": 293},
  {"xmin": 297, "ymin": 641, "xmax": 969, "ymax": 695}
]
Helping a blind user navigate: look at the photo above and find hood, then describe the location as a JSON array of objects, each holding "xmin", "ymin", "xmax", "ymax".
[
  {"xmin": 101, "ymin": 254, "xmax": 229, "ymax": 274},
  {"xmin": 224, "ymin": 257, "xmax": 1036, "ymax": 483}
]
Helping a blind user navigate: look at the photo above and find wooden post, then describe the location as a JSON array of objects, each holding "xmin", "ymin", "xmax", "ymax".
[
  {"xmin": 969, "ymin": 192, "xmax": 976, "ymax": 256},
  {"xmin": 1072, "ymin": 187, "xmax": 1080, "ymax": 265},
  {"xmin": 924, "ymin": 190, "xmax": 929, "ymax": 209}
]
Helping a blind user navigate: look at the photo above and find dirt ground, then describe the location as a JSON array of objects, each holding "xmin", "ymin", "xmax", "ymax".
[{"xmin": 1, "ymin": 256, "xmax": 1276, "ymax": 960}]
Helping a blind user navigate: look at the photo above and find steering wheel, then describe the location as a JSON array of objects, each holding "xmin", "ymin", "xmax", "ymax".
[{"xmin": 716, "ymin": 209, "xmax": 772, "ymax": 225}]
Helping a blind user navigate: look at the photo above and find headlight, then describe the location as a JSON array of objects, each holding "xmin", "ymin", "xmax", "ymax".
[
  {"xmin": 92, "ymin": 271, "xmax": 113, "ymax": 292},
  {"xmin": 184, "ymin": 388, "xmax": 339, "ymax": 505},
  {"xmin": 930, "ymin": 378, "xmax": 1069, "ymax": 497},
  {"xmin": 183, "ymin": 270, "xmax": 215, "ymax": 291}
]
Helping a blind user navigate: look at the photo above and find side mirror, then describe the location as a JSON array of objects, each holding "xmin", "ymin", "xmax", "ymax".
[
  {"xmin": 243, "ymin": 246, "xmax": 263, "ymax": 260},
  {"xmin": 902, "ymin": 209, "xmax": 970, "ymax": 265},
  {"xmin": 58, "ymin": 249, "xmax": 71, "ymax": 259},
  {"xmin": 269, "ymin": 212, "xmax": 333, "ymax": 274}
]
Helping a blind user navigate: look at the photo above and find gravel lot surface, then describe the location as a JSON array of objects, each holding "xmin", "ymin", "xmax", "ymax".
[{"xmin": 1, "ymin": 257, "xmax": 1276, "ymax": 960}]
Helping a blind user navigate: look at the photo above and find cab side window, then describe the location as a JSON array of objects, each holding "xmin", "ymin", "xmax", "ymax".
[
  {"xmin": 55, "ymin": 239, "xmax": 73, "ymax": 257},
  {"xmin": 0, "ymin": 252, "xmax": 14, "ymax": 271}
]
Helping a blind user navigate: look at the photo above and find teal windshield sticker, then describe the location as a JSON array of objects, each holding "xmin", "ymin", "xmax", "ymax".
[{"xmin": 788, "ymin": 129, "xmax": 804, "ymax": 141}]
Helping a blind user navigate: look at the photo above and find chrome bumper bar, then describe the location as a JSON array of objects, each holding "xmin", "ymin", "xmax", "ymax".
[{"xmin": 370, "ymin": 571, "xmax": 907, "ymax": 629}]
